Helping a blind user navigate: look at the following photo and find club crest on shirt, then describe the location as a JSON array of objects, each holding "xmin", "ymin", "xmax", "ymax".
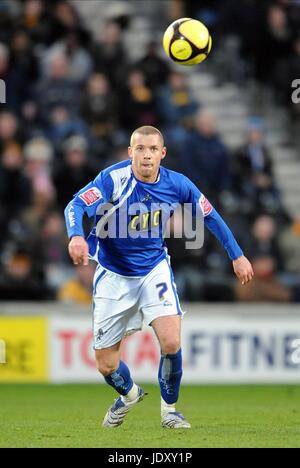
[{"xmin": 140, "ymin": 193, "xmax": 152, "ymax": 203}]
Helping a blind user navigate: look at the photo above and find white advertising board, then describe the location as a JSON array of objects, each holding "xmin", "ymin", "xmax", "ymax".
[{"xmin": 50, "ymin": 313, "xmax": 300, "ymax": 384}]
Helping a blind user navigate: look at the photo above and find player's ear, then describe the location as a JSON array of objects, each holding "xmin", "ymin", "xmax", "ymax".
[
  {"xmin": 161, "ymin": 147, "xmax": 167, "ymax": 160},
  {"xmin": 128, "ymin": 146, "xmax": 133, "ymax": 159}
]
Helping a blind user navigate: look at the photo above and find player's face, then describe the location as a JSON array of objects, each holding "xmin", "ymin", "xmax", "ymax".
[{"xmin": 128, "ymin": 134, "xmax": 166, "ymax": 183}]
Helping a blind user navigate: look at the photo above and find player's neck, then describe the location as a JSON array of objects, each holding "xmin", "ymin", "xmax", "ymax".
[{"xmin": 132, "ymin": 167, "xmax": 160, "ymax": 184}]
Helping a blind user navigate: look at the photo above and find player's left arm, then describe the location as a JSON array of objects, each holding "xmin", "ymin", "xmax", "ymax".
[{"xmin": 179, "ymin": 175, "xmax": 254, "ymax": 285}]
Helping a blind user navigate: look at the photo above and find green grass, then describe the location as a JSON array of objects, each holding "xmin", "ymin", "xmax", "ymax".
[{"xmin": 0, "ymin": 384, "xmax": 300, "ymax": 448}]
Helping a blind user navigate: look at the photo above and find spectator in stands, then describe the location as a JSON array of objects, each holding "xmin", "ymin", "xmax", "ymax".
[
  {"xmin": 136, "ymin": 41, "xmax": 170, "ymax": 91},
  {"xmin": 35, "ymin": 51, "xmax": 80, "ymax": 124},
  {"xmin": 19, "ymin": 188, "xmax": 55, "ymax": 251},
  {"xmin": 235, "ymin": 121, "xmax": 273, "ymax": 185},
  {"xmin": 80, "ymin": 73, "xmax": 116, "ymax": 137},
  {"xmin": 91, "ymin": 20, "xmax": 128, "ymax": 88},
  {"xmin": 20, "ymin": 101, "xmax": 43, "ymax": 140},
  {"xmin": 17, "ymin": 0, "xmax": 54, "ymax": 46},
  {"xmin": 46, "ymin": 105, "xmax": 90, "ymax": 151},
  {"xmin": 254, "ymin": 5, "xmax": 294, "ymax": 85},
  {"xmin": 235, "ymin": 255, "xmax": 292, "ymax": 302},
  {"xmin": 156, "ymin": 71, "xmax": 198, "ymax": 129},
  {"xmin": 232, "ymin": 119, "xmax": 282, "ymax": 216},
  {"xmin": 0, "ymin": 248, "xmax": 54, "ymax": 301},
  {"xmin": 250, "ymin": 214, "xmax": 284, "ymax": 271},
  {"xmin": 0, "ymin": 111, "xmax": 23, "ymax": 153},
  {"xmin": 180, "ymin": 109, "xmax": 230, "ymax": 205},
  {"xmin": 155, "ymin": 71, "xmax": 199, "ymax": 170},
  {"xmin": 80, "ymin": 72, "xmax": 118, "ymax": 163},
  {"xmin": 24, "ymin": 137, "xmax": 56, "ymax": 201},
  {"xmin": 50, "ymin": 0, "xmax": 91, "ymax": 47},
  {"xmin": 0, "ymin": 142, "xmax": 32, "ymax": 247},
  {"xmin": 53, "ymin": 135, "xmax": 95, "ymax": 210},
  {"xmin": 279, "ymin": 212, "xmax": 300, "ymax": 278},
  {"xmin": 40, "ymin": 209, "xmax": 71, "ymax": 289},
  {"xmin": 118, "ymin": 69, "xmax": 157, "ymax": 132},
  {"xmin": 9, "ymin": 29, "xmax": 39, "ymax": 103},
  {"xmin": 41, "ymin": 210, "xmax": 68, "ymax": 262},
  {"xmin": 0, "ymin": 1, "xmax": 16, "ymax": 45},
  {"xmin": 42, "ymin": 31, "xmax": 93, "ymax": 84},
  {"xmin": 18, "ymin": 141, "xmax": 56, "ymax": 244},
  {"xmin": 58, "ymin": 263, "xmax": 96, "ymax": 304}
]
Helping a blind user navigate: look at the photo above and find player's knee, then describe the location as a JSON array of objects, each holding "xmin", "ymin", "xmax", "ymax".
[
  {"xmin": 96, "ymin": 360, "xmax": 118, "ymax": 377},
  {"xmin": 161, "ymin": 339, "xmax": 181, "ymax": 355}
]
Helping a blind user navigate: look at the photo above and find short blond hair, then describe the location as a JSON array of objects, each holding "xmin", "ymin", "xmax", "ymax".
[{"xmin": 130, "ymin": 126, "xmax": 164, "ymax": 147}]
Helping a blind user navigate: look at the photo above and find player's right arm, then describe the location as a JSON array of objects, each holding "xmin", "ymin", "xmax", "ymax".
[
  {"xmin": 64, "ymin": 173, "xmax": 113, "ymax": 266},
  {"xmin": 68, "ymin": 235, "xmax": 89, "ymax": 266}
]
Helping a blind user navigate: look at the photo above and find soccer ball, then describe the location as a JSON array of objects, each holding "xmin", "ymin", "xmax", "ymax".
[{"xmin": 163, "ymin": 18, "xmax": 212, "ymax": 66}]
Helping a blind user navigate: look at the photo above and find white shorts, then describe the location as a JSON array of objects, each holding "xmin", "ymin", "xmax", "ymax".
[{"xmin": 93, "ymin": 259, "xmax": 183, "ymax": 349}]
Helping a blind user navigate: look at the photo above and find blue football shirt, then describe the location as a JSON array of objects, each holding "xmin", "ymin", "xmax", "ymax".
[{"xmin": 65, "ymin": 159, "xmax": 243, "ymax": 276}]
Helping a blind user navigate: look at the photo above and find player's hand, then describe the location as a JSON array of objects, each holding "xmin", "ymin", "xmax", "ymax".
[
  {"xmin": 68, "ymin": 236, "xmax": 89, "ymax": 266},
  {"xmin": 233, "ymin": 255, "xmax": 254, "ymax": 285}
]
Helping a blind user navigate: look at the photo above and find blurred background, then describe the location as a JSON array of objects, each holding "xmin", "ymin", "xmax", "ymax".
[
  {"xmin": 0, "ymin": 0, "xmax": 299, "ymax": 385},
  {"xmin": 0, "ymin": 0, "xmax": 300, "ymax": 304}
]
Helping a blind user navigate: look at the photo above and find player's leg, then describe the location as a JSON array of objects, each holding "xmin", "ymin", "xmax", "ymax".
[
  {"xmin": 95, "ymin": 343, "xmax": 144, "ymax": 428},
  {"xmin": 151, "ymin": 315, "xmax": 191, "ymax": 428},
  {"xmin": 95, "ymin": 343, "xmax": 140, "ymax": 401},
  {"xmin": 93, "ymin": 266, "xmax": 145, "ymax": 427},
  {"xmin": 140, "ymin": 259, "xmax": 191, "ymax": 428}
]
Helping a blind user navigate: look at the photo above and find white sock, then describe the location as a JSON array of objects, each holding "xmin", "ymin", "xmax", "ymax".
[
  {"xmin": 161, "ymin": 397, "xmax": 176, "ymax": 416},
  {"xmin": 121, "ymin": 383, "xmax": 139, "ymax": 403}
]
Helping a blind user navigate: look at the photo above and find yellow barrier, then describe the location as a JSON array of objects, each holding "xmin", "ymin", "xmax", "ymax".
[{"xmin": 0, "ymin": 317, "xmax": 48, "ymax": 382}]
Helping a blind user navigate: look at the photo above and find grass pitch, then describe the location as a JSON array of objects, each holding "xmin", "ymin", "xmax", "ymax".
[{"xmin": 0, "ymin": 384, "xmax": 299, "ymax": 448}]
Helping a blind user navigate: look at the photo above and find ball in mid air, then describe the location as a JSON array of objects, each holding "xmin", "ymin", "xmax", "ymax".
[{"xmin": 163, "ymin": 17, "xmax": 212, "ymax": 66}]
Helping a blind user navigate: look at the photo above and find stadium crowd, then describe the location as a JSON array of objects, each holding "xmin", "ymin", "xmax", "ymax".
[{"xmin": 0, "ymin": 0, "xmax": 299, "ymax": 303}]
